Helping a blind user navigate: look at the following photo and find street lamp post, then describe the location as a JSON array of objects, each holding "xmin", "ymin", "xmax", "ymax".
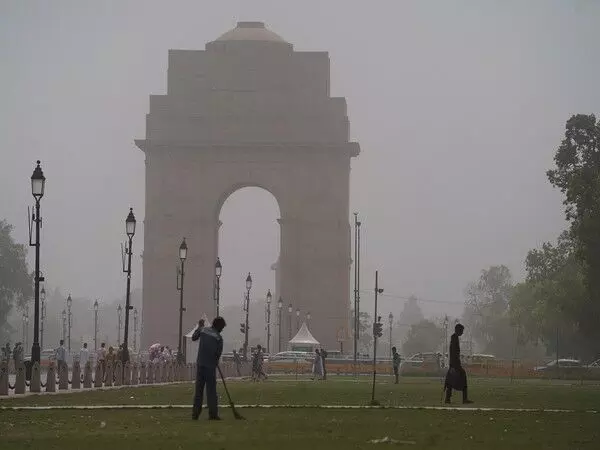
[
  {"xmin": 388, "ymin": 312, "xmax": 393, "ymax": 359},
  {"xmin": 28, "ymin": 160, "xmax": 46, "ymax": 366},
  {"xmin": 40, "ymin": 287, "xmax": 46, "ymax": 351},
  {"xmin": 121, "ymin": 208, "xmax": 136, "ymax": 364},
  {"xmin": 295, "ymin": 308, "xmax": 300, "ymax": 333},
  {"xmin": 62, "ymin": 309, "xmax": 67, "ymax": 342},
  {"xmin": 117, "ymin": 304, "xmax": 122, "ymax": 344},
  {"xmin": 306, "ymin": 312, "xmax": 311, "ymax": 330},
  {"xmin": 214, "ymin": 258, "xmax": 222, "ymax": 317},
  {"xmin": 371, "ymin": 270, "xmax": 384, "ymax": 405},
  {"xmin": 287, "ymin": 304, "xmax": 293, "ymax": 341},
  {"xmin": 443, "ymin": 315, "xmax": 449, "ymax": 366},
  {"xmin": 176, "ymin": 238, "xmax": 188, "ymax": 364},
  {"xmin": 265, "ymin": 290, "xmax": 272, "ymax": 354},
  {"xmin": 93, "ymin": 300, "xmax": 99, "ymax": 351},
  {"xmin": 243, "ymin": 273, "xmax": 252, "ymax": 360},
  {"xmin": 133, "ymin": 308, "xmax": 138, "ymax": 353},
  {"xmin": 277, "ymin": 297, "xmax": 283, "ymax": 352},
  {"xmin": 66, "ymin": 294, "xmax": 72, "ymax": 353}
]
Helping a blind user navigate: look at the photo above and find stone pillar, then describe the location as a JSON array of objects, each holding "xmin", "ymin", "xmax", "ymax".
[
  {"xmin": 14, "ymin": 363, "xmax": 25, "ymax": 394},
  {"xmin": 71, "ymin": 361, "xmax": 81, "ymax": 389},
  {"xmin": 0, "ymin": 362, "xmax": 8, "ymax": 395},
  {"xmin": 94, "ymin": 362, "xmax": 103, "ymax": 388},
  {"xmin": 147, "ymin": 363, "xmax": 154, "ymax": 384},
  {"xmin": 114, "ymin": 361, "xmax": 123, "ymax": 386},
  {"xmin": 58, "ymin": 363, "xmax": 69, "ymax": 390},
  {"xmin": 124, "ymin": 362, "xmax": 131, "ymax": 385},
  {"xmin": 139, "ymin": 362, "xmax": 146, "ymax": 384},
  {"xmin": 30, "ymin": 362, "xmax": 41, "ymax": 392},
  {"xmin": 83, "ymin": 362, "xmax": 92, "ymax": 388},
  {"xmin": 45, "ymin": 363, "xmax": 56, "ymax": 392},
  {"xmin": 104, "ymin": 362, "xmax": 114, "ymax": 387}
]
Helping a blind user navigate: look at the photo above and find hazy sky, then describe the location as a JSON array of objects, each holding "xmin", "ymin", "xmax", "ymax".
[{"xmin": 2, "ymin": 0, "xmax": 599, "ymax": 329}]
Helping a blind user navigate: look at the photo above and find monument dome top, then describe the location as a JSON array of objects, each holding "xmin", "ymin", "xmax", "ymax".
[{"xmin": 215, "ymin": 22, "xmax": 287, "ymax": 43}]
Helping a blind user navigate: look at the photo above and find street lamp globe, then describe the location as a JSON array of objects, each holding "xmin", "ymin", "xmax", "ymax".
[
  {"xmin": 306, "ymin": 312, "xmax": 311, "ymax": 321},
  {"xmin": 266, "ymin": 289, "xmax": 272, "ymax": 304},
  {"xmin": 288, "ymin": 304, "xmax": 293, "ymax": 314},
  {"xmin": 94, "ymin": 300, "xmax": 98, "ymax": 311},
  {"xmin": 179, "ymin": 237, "xmax": 188, "ymax": 261},
  {"xmin": 295, "ymin": 308, "xmax": 300, "ymax": 317},
  {"xmin": 125, "ymin": 208, "xmax": 136, "ymax": 237},
  {"xmin": 31, "ymin": 160, "xmax": 46, "ymax": 200},
  {"xmin": 66, "ymin": 294, "xmax": 72, "ymax": 308},
  {"xmin": 215, "ymin": 258, "xmax": 222, "ymax": 278},
  {"xmin": 388, "ymin": 312, "xmax": 393, "ymax": 325},
  {"xmin": 245, "ymin": 273, "xmax": 252, "ymax": 290},
  {"xmin": 40, "ymin": 287, "xmax": 46, "ymax": 302},
  {"xmin": 62, "ymin": 309, "xmax": 66, "ymax": 321},
  {"xmin": 117, "ymin": 304, "xmax": 122, "ymax": 314},
  {"xmin": 277, "ymin": 297, "xmax": 283, "ymax": 310}
]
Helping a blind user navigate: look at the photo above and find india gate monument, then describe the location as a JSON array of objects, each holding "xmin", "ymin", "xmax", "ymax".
[{"xmin": 136, "ymin": 22, "xmax": 360, "ymax": 351}]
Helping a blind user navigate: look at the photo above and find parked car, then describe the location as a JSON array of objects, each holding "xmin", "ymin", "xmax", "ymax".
[{"xmin": 534, "ymin": 359, "xmax": 585, "ymax": 375}]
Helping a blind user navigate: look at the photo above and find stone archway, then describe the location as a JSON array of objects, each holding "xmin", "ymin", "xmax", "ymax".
[{"xmin": 136, "ymin": 22, "xmax": 360, "ymax": 351}]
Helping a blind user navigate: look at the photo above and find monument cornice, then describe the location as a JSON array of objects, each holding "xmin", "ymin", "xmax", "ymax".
[{"xmin": 135, "ymin": 139, "xmax": 359, "ymax": 157}]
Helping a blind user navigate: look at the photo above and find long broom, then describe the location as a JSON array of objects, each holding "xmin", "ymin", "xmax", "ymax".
[{"xmin": 217, "ymin": 365, "xmax": 245, "ymax": 420}]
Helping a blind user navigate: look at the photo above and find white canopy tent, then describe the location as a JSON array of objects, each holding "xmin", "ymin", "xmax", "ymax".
[
  {"xmin": 288, "ymin": 322, "xmax": 320, "ymax": 352},
  {"xmin": 184, "ymin": 326, "xmax": 199, "ymax": 364}
]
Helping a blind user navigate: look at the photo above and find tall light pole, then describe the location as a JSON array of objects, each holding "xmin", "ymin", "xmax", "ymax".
[
  {"xmin": 93, "ymin": 300, "xmax": 99, "ymax": 351},
  {"xmin": 265, "ymin": 290, "xmax": 272, "ymax": 354},
  {"xmin": 287, "ymin": 304, "xmax": 293, "ymax": 341},
  {"xmin": 117, "ymin": 304, "xmax": 122, "ymax": 344},
  {"xmin": 214, "ymin": 258, "xmax": 222, "ymax": 317},
  {"xmin": 353, "ymin": 213, "xmax": 361, "ymax": 368},
  {"xmin": 295, "ymin": 308, "xmax": 300, "ymax": 333},
  {"xmin": 66, "ymin": 294, "xmax": 72, "ymax": 352},
  {"xmin": 388, "ymin": 312, "xmax": 394, "ymax": 359},
  {"xmin": 443, "ymin": 315, "xmax": 449, "ymax": 366},
  {"xmin": 243, "ymin": 273, "xmax": 252, "ymax": 360},
  {"xmin": 133, "ymin": 308, "xmax": 138, "ymax": 353},
  {"xmin": 62, "ymin": 309, "xmax": 67, "ymax": 342},
  {"xmin": 29, "ymin": 160, "xmax": 46, "ymax": 365},
  {"xmin": 176, "ymin": 238, "xmax": 188, "ymax": 364},
  {"xmin": 40, "ymin": 287, "xmax": 46, "ymax": 351},
  {"xmin": 371, "ymin": 270, "xmax": 384, "ymax": 405},
  {"xmin": 277, "ymin": 297, "xmax": 283, "ymax": 352},
  {"xmin": 121, "ymin": 208, "xmax": 136, "ymax": 364}
]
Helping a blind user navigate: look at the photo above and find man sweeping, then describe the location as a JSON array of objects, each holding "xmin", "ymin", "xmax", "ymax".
[
  {"xmin": 444, "ymin": 323, "xmax": 473, "ymax": 404},
  {"xmin": 191, "ymin": 317, "xmax": 226, "ymax": 420}
]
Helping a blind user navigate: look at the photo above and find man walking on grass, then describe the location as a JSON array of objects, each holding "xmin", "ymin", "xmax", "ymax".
[
  {"xmin": 192, "ymin": 317, "xmax": 226, "ymax": 421},
  {"xmin": 444, "ymin": 323, "xmax": 473, "ymax": 404}
]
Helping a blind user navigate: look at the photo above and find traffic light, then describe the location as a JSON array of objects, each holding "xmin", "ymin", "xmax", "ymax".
[
  {"xmin": 373, "ymin": 320, "xmax": 383, "ymax": 338},
  {"xmin": 240, "ymin": 323, "xmax": 246, "ymax": 334}
]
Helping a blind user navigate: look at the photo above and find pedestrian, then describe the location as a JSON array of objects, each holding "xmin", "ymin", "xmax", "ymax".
[
  {"xmin": 191, "ymin": 316, "xmax": 226, "ymax": 421},
  {"xmin": 116, "ymin": 344, "xmax": 123, "ymax": 363},
  {"xmin": 252, "ymin": 345, "xmax": 267, "ymax": 381},
  {"xmin": 96, "ymin": 342, "xmax": 107, "ymax": 377},
  {"xmin": 232, "ymin": 349, "xmax": 242, "ymax": 377},
  {"xmin": 2, "ymin": 343, "xmax": 10, "ymax": 363},
  {"xmin": 312, "ymin": 348, "xmax": 323, "ymax": 380},
  {"xmin": 444, "ymin": 323, "xmax": 473, "ymax": 404},
  {"xmin": 55, "ymin": 339, "xmax": 67, "ymax": 373},
  {"xmin": 392, "ymin": 346, "xmax": 401, "ymax": 384},
  {"xmin": 320, "ymin": 348, "xmax": 328, "ymax": 380},
  {"xmin": 79, "ymin": 342, "xmax": 89, "ymax": 369}
]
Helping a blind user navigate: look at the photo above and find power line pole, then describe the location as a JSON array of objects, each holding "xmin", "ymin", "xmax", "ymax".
[{"xmin": 371, "ymin": 270, "xmax": 383, "ymax": 405}]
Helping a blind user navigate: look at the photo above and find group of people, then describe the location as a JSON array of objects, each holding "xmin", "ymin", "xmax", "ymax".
[
  {"xmin": 2, "ymin": 342, "xmax": 24, "ymax": 368},
  {"xmin": 311, "ymin": 348, "xmax": 329, "ymax": 380}
]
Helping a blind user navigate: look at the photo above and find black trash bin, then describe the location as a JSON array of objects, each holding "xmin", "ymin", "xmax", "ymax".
[{"xmin": 25, "ymin": 360, "xmax": 33, "ymax": 381}]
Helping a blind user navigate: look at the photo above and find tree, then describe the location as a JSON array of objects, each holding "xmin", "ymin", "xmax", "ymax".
[
  {"xmin": 547, "ymin": 114, "xmax": 600, "ymax": 354},
  {"xmin": 463, "ymin": 265, "xmax": 514, "ymax": 358},
  {"xmin": 0, "ymin": 220, "xmax": 33, "ymax": 343},
  {"xmin": 402, "ymin": 320, "xmax": 444, "ymax": 356}
]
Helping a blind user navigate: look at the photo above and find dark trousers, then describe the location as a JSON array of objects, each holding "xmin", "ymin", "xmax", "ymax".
[
  {"xmin": 445, "ymin": 366, "xmax": 468, "ymax": 402},
  {"xmin": 393, "ymin": 366, "xmax": 399, "ymax": 384},
  {"xmin": 193, "ymin": 365, "xmax": 218, "ymax": 418}
]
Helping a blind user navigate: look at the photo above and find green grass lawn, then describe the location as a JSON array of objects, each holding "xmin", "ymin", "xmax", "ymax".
[
  {"xmin": 1, "ymin": 408, "xmax": 597, "ymax": 450},
  {"xmin": 2, "ymin": 376, "xmax": 599, "ymax": 411},
  {"xmin": 1, "ymin": 377, "xmax": 598, "ymax": 449}
]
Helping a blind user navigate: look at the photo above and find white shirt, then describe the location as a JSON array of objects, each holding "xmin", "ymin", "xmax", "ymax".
[
  {"xmin": 79, "ymin": 348, "xmax": 89, "ymax": 367},
  {"xmin": 96, "ymin": 347, "xmax": 106, "ymax": 361},
  {"xmin": 55, "ymin": 345, "xmax": 66, "ymax": 362}
]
